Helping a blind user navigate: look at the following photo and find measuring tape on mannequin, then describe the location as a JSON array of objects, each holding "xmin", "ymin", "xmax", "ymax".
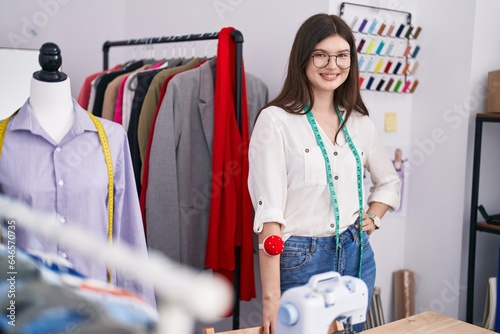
[
  {"xmin": 0, "ymin": 111, "xmax": 115, "ymax": 283},
  {"xmin": 87, "ymin": 112, "xmax": 115, "ymax": 283}
]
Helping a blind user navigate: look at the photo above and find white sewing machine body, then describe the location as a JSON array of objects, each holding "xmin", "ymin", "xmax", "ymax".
[{"xmin": 276, "ymin": 271, "xmax": 368, "ymax": 334}]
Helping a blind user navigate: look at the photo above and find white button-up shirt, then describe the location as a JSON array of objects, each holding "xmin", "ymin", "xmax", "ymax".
[{"xmin": 248, "ymin": 106, "xmax": 401, "ymax": 239}]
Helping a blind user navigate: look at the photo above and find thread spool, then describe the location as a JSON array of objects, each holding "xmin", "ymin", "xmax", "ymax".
[{"xmin": 393, "ymin": 269, "xmax": 415, "ymax": 320}]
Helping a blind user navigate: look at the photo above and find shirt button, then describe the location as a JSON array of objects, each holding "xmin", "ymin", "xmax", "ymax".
[
  {"xmin": 330, "ymin": 224, "xmax": 334, "ymax": 228},
  {"xmin": 334, "ymin": 176, "xmax": 339, "ymax": 180},
  {"xmin": 333, "ymin": 151, "xmax": 338, "ymax": 156},
  {"xmin": 60, "ymin": 217, "xmax": 66, "ymax": 224},
  {"xmin": 58, "ymin": 180, "xmax": 64, "ymax": 186},
  {"xmin": 55, "ymin": 147, "xmax": 61, "ymax": 152},
  {"xmin": 258, "ymin": 201, "xmax": 263, "ymax": 205},
  {"xmin": 60, "ymin": 252, "xmax": 68, "ymax": 259},
  {"xmin": 305, "ymin": 148, "xmax": 310, "ymax": 153}
]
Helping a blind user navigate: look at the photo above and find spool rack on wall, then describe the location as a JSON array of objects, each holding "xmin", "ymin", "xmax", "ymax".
[{"xmin": 339, "ymin": 2, "xmax": 422, "ymax": 93}]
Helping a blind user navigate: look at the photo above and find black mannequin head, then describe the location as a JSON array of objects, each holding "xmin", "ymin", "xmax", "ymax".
[{"xmin": 33, "ymin": 42, "xmax": 68, "ymax": 82}]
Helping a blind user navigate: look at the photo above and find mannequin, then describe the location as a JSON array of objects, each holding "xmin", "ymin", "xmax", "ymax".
[
  {"xmin": 29, "ymin": 42, "xmax": 74, "ymax": 144},
  {"xmin": 0, "ymin": 43, "xmax": 155, "ymax": 307}
]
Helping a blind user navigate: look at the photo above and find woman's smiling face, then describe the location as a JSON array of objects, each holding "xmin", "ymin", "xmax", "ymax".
[{"xmin": 306, "ymin": 34, "xmax": 351, "ymax": 97}]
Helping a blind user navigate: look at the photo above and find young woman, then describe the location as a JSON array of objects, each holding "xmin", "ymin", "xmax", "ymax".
[{"xmin": 248, "ymin": 13, "xmax": 401, "ymax": 333}]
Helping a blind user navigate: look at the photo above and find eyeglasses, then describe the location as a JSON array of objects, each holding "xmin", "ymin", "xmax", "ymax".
[{"xmin": 311, "ymin": 52, "xmax": 351, "ymax": 69}]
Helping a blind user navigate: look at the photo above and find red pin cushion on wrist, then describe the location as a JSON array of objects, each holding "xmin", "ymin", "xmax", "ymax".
[{"xmin": 258, "ymin": 235, "xmax": 285, "ymax": 256}]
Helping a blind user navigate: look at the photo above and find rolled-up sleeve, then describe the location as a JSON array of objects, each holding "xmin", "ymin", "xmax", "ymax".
[
  {"xmin": 248, "ymin": 109, "xmax": 288, "ymax": 233},
  {"xmin": 365, "ymin": 122, "xmax": 402, "ymax": 210}
]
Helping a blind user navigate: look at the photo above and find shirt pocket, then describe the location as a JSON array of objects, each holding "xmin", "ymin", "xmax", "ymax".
[{"xmin": 288, "ymin": 145, "xmax": 327, "ymax": 189}]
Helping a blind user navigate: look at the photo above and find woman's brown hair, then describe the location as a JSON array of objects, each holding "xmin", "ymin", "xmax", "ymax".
[{"xmin": 260, "ymin": 13, "xmax": 368, "ymax": 138}]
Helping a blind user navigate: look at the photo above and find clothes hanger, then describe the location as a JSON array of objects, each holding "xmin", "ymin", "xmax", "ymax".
[{"xmin": 142, "ymin": 38, "xmax": 157, "ymax": 65}]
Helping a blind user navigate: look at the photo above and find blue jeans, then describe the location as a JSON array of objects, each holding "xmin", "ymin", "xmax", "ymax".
[{"xmin": 280, "ymin": 224, "xmax": 376, "ymax": 332}]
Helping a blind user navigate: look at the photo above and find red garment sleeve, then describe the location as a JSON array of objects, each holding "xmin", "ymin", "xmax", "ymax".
[
  {"xmin": 205, "ymin": 27, "xmax": 255, "ymax": 301},
  {"xmin": 78, "ymin": 65, "xmax": 121, "ymax": 110}
]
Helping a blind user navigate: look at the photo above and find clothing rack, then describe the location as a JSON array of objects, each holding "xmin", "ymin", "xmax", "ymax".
[
  {"xmin": 102, "ymin": 30, "xmax": 243, "ymax": 130},
  {"xmin": 101, "ymin": 30, "xmax": 245, "ymax": 329}
]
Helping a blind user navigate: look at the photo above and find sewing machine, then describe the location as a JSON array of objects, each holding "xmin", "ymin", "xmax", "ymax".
[{"xmin": 276, "ymin": 271, "xmax": 368, "ymax": 334}]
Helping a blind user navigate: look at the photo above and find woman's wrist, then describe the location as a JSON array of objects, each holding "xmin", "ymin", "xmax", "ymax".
[
  {"xmin": 263, "ymin": 288, "xmax": 281, "ymax": 299},
  {"xmin": 367, "ymin": 213, "xmax": 381, "ymax": 229}
]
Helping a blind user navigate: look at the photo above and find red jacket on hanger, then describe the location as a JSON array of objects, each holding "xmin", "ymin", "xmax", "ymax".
[{"xmin": 205, "ymin": 27, "xmax": 255, "ymax": 301}]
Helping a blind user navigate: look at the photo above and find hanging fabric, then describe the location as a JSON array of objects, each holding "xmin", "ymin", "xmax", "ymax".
[
  {"xmin": 204, "ymin": 27, "xmax": 255, "ymax": 301},
  {"xmin": 139, "ymin": 59, "xmax": 206, "ymax": 225}
]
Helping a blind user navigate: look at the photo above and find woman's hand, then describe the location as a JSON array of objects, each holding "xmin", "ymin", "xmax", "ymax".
[
  {"xmin": 262, "ymin": 292, "xmax": 280, "ymax": 334},
  {"xmin": 356, "ymin": 202, "xmax": 390, "ymax": 234},
  {"xmin": 356, "ymin": 212, "xmax": 377, "ymax": 235}
]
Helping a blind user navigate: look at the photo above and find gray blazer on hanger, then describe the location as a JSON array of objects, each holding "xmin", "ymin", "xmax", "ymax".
[{"xmin": 145, "ymin": 58, "xmax": 268, "ymax": 268}]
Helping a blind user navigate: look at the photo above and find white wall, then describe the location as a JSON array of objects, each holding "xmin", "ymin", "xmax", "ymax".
[
  {"xmin": 408, "ymin": 0, "xmax": 500, "ymax": 325},
  {"xmin": 0, "ymin": 48, "xmax": 40, "ymax": 119},
  {"xmin": 0, "ymin": 0, "xmax": 127, "ymax": 98},
  {"xmin": 405, "ymin": 0, "xmax": 477, "ymax": 321},
  {"xmin": 1, "ymin": 0, "xmax": 499, "ymax": 329},
  {"xmin": 461, "ymin": 0, "xmax": 500, "ymax": 324}
]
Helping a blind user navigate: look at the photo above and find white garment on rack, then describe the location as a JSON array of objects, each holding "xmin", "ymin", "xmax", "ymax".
[
  {"xmin": 87, "ymin": 76, "xmax": 99, "ymax": 114},
  {"xmin": 121, "ymin": 73, "xmax": 137, "ymax": 131}
]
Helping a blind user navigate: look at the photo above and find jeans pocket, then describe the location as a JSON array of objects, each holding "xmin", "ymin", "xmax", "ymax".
[
  {"xmin": 362, "ymin": 230, "xmax": 370, "ymax": 247},
  {"xmin": 280, "ymin": 246, "xmax": 308, "ymax": 271},
  {"xmin": 348, "ymin": 223, "xmax": 370, "ymax": 247}
]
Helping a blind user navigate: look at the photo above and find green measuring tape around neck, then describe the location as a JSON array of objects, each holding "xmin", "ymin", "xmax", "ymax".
[
  {"xmin": 305, "ymin": 105, "xmax": 365, "ymax": 278},
  {"xmin": 0, "ymin": 112, "xmax": 115, "ymax": 283}
]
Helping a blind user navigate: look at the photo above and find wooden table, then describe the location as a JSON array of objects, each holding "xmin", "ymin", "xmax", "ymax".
[{"xmin": 363, "ymin": 311, "xmax": 496, "ymax": 333}]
